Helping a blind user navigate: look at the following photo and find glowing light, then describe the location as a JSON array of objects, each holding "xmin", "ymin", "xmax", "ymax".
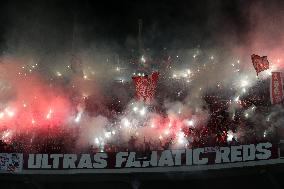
[
  {"xmin": 104, "ymin": 132, "xmax": 111, "ymax": 138},
  {"xmin": 232, "ymin": 113, "xmax": 235, "ymax": 120},
  {"xmin": 141, "ymin": 55, "xmax": 146, "ymax": 63},
  {"xmin": 82, "ymin": 94, "xmax": 88, "ymax": 99},
  {"xmin": 32, "ymin": 119, "xmax": 35, "ymax": 124},
  {"xmin": 3, "ymin": 132, "xmax": 10, "ymax": 138},
  {"xmin": 210, "ymin": 55, "xmax": 214, "ymax": 60},
  {"xmin": 177, "ymin": 132, "xmax": 185, "ymax": 144},
  {"xmin": 56, "ymin": 71, "xmax": 62, "ymax": 77},
  {"xmin": 46, "ymin": 109, "xmax": 53, "ymax": 119},
  {"xmin": 227, "ymin": 130, "xmax": 234, "ymax": 142},
  {"xmin": 234, "ymin": 96, "xmax": 240, "ymax": 102},
  {"xmin": 122, "ymin": 118, "xmax": 130, "ymax": 127},
  {"xmin": 244, "ymin": 113, "xmax": 249, "ymax": 118},
  {"xmin": 83, "ymin": 75, "xmax": 88, "ymax": 79},
  {"xmin": 133, "ymin": 106, "xmax": 138, "ymax": 112},
  {"xmin": 5, "ymin": 108, "xmax": 15, "ymax": 117},
  {"xmin": 111, "ymin": 130, "xmax": 116, "ymax": 135},
  {"xmin": 240, "ymin": 80, "xmax": 248, "ymax": 87},
  {"xmin": 0, "ymin": 112, "xmax": 4, "ymax": 119},
  {"xmin": 139, "ymin": 107, "xmax": 146, "ymax": 116},
  {"xmin": 187, "ymin": 120, "xmax": 194, "ymax": 127},
  {"xmin": 263, "ymin": 130, "xmax": 267, "ymax": 138},
  {"xmin": 23, "ymin": 103, "xmax": 27, "ymax": 108},
  {"xmin": 75, "ymin": 111, "xmax": 83, "ymax": 123},
  {"xmin": 187, "ymin": 69, "xmax": 191, "ymax": 75},
  {"xmin": 2, "ymin": 130, "xmax": 11, "ymax": 141},
  {"xmin": 95, "ymin": 138, "xmax": 100, "ymax": 144},
  {"xmin": 164, "ymin": 130, "xmax": 170, "ymax": 135},
  {"xmin": 116, "ymin": 67, "xmax": 120, "ymax": 71},
  {"xmin": 178, "ymin": 138, "xmax": 184, "ymax": 144}
]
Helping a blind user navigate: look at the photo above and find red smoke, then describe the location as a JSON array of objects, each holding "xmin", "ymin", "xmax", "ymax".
[{"xmin": 0, "ymin": 58, "xmax": 72, "ymax": 133}]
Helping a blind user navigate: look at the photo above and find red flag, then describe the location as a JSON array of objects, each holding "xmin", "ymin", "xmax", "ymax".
[
  {"xmin": 132, "ymin": 72, "xmax": 159, "ymax": 103},
  {"xmin": 251, "ymin": 54, "xmax": 269, "ymax": 76},
  {"xmin": 270, "ymin": 72, "xmax": 284, "ymax": 105}
]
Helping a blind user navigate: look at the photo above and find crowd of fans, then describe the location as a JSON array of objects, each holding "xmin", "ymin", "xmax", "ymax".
[{"xmin": 0, "ymin": 75, "xmax": 282, "ymax": 154}]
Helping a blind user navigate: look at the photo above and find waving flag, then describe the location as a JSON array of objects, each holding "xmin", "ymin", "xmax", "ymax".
[
  {"xmin": 270, "ymin": 72, "xmax": 284, "ymax": 105},
  {"xmin": 251, "ymin": 54, "xmax": 269, "ymax": 76},
  {"xmin": 132, "ymin": 72, "xmax": 159, "ymax": 103}
]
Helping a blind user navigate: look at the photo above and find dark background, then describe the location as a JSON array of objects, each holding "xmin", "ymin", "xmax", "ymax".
[{"xmin": 0, "ymin": 0, "xmax": 259, "ymax": 54}]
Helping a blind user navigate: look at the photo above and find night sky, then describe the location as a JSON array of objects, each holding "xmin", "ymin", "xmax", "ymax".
[{"xmin": 0, "ymin": 0, "xmax": 282, "ymax": 55}]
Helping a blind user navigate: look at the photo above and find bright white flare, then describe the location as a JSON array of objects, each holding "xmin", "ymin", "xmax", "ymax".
[
  {"xmin": 177, "ymin": 132, "xmax": 186, "ymax": 144},
  {"xmin": 5, "ymin": 108, "xmax": 15, "ymax": 118},
  {"xmin": 263, "ymin": 130, "xmax": 267, "ymax": 138},
  {"xmin": 75, "ymin": 111, "xmax": 83, "ymax": 123},
  {"xmin": 104, "ymin": 132, "xmax": 111, "ymax": 138},
  {"xmin": 133, "ymin": 106, "xmax": 138, "ymax": 112},
  {"xmin": 227, "ymin": 130, "xmax": 234, "ymax": 142},
  {"xmin": 141, "ymin": 55, "xmax": 146, "ymax": 63},
  {"xmin": 234, "ymin": 96, "xmax": 240, "ymax": 102},
  {"xmin": 0, "ymin": 112, "xmax": 4, "ymax": 119},
  {"xmin": 240, "ymin": 80, "xmax": 248, "ymax": 87},
  {"xmin": 122, "ymin": 118, "xmax": 130, "ymax": 127},
  {"xmin": 139, "ymin": 107, "xmax": 146, "ymax": 116},
  {"xmin": 46, "ymin": 109, "xmax": 53, "ymax": 119},
  {"xmin": 56, "ymin": 71, "xmax": 62, "ymax": 77},
  {"xmin": 187, "ymin": 119, "xmax": 194, "ymax": 127}
]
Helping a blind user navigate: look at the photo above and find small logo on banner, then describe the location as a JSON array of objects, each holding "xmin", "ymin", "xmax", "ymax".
[{"xmin": 0, "ymin": 153, "xmax": 23, "ymax": 173}]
